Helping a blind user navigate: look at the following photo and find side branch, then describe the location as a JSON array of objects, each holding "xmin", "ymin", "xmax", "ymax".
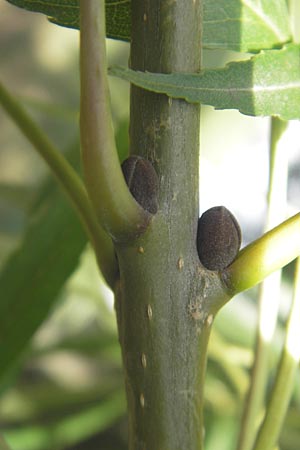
[
  {"xmin": 222, "ymin": 213, "xmax": 300, "ymax": 294},
  {"xmin": 79, "ymin": 0, "xmax": 149, "ymax": 241}
]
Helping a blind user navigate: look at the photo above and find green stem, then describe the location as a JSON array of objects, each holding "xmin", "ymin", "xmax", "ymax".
[
  {"xmin": 114, "ymin": 1, "xmax": 231, "ymax": 449},
  {"xmin": 253, "ymin": 257, "xmax": 300, "ymax": 450},
  {"xmin": 222, "ymin": 213, "xmax": 300, "ymax": 295},
  {"xmin": 0, "ymin": 80, "xmax": 117, "ymax": 288},
  {"xmin": 79, "ymin": 0, "xmax": 149, "ymax": 241},
  {"xmin": 236, "ymin": 117, "xmax": 288, "ymax": 450}
]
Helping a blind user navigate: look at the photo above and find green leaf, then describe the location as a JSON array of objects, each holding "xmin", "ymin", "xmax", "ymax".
[
  {"xmin": 6, "ymin": 0, "xmax": 131, "ymax": 42},
  {"xmin": 0, "ymin": 143, "xmax": 88, "ymax": 384},
  {"xmin": 0, "ymin": 184, "xmax": 35, "ymax": 237},
  {"xmin": 109, "ymin": 45, "xmax": 300, "ymax": 120},
  {"xmin": 5, "ymin": 0, "xmax": 291, "ymax": 52},
  {"xmin": 203, "ymin": 0, "xmax": 291, "ymax": 52}
]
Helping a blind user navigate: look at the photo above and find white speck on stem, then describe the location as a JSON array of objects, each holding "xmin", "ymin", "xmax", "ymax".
[{"xmin": 147, "ymin": 304, "xmax": 153, "ymax": 320}]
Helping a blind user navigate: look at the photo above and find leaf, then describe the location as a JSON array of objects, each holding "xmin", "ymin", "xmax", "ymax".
[
  {"xmin": 5, "ymin": 0, "xmax": 291, "ymax": 52},
  {"xmin": 203, "ymin": 0, "xmax": 291, "ymax": 52},
  {"xmin": 0, "ymin": 184, "xmax": 35, "ymax": 236},
  {"xmin": 109, "ymin": 45, "xmax": 300, "ymax": 120},
  {"xmin": 6, "ymin": 0, "xmax": 131, "ymax": 42},
  {"xmin": 0, "ymin": 143, "xmax": 88, "ymax": 384}
]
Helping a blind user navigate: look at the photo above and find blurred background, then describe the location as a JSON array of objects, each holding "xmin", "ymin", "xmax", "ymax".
[{"xmin": 0, "ymin": 2, "xmax": 300, "ymax": 449}]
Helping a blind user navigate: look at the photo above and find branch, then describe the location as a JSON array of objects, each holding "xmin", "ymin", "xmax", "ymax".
[
  {"xmin": 222, "ymin": 213, "xmax": 300, "ymax": 295},
  {"xmin": 79, "ymin": 0, "xmax": 150, "ymax": 241},
  {"xmin": 0, "ymin": 80, "xmax": 117, "ymax": 288}
]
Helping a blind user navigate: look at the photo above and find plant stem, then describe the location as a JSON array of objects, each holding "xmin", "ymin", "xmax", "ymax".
[
  {"xmin": 236, "ymin": 117, "xmax": 288, "ymax": 450},
  {"xmin": 253, "ymin": 257, "xmax": 300, "ymax": 450},
  {"xmin": 114, "ymin": 1, "xmax": 230, "ymax": 449},
  {"xmin": 222, "ymin": 212, "xmax": 300, "ymax": 295},
  {"xmin": 0, "ymin": 80, "xmax": 117, "ymax": 288},
  {"xmin": 79, "ymin": 0, "xmax": 149, "ymax": 241}
]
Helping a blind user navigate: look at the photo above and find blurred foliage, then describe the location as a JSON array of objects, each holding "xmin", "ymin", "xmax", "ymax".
[
  {"xmin": 0, "ymin": 141, "xmax": 89, "ymax": 386},
  {"xmin": 0, "ymin": 3, "xmax": 300, "ymax": 450}
]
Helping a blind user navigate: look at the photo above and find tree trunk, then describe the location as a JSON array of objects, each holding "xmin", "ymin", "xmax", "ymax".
[{"xmin": 114, "ymin": 1, "xmax": 229, "ymax": 448}]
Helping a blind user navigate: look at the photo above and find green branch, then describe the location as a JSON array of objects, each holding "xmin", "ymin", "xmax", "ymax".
[
  {"xmin": 0, "ymin": 80, "xmax": 117, "ymax": 288},
  {"xmin": 253, "ymin": 257, "xmax": 300, "ymax": 450},
  {"xmin": 223, "ymin": 213, "xmax": 300, "ymax": 295},
  {"xmin": 79, "ymin": 0, "xmax": 149, "ymax": 241}
]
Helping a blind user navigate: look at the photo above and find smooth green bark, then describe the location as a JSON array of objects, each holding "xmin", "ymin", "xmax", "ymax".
[
  {"xmin": 114, "ymin": 1, "xmax": 230, "ymax": 449},
  {"xmin": 115, "ymin": 223, "xmax": 228, "ymax": 450}
]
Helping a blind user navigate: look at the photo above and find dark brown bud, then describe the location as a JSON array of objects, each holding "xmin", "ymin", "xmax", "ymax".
[
  {"xmin": 197, "ymin": 206, "xmax": 241, "ymax": 271},
  {"xmin": 121, "ymin": 155, "xmax": 159, "ymax": 214}
]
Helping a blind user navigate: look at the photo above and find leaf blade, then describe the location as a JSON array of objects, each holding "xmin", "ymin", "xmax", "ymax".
[
  {"xmin": 203, "ymin": 0, "xmax": 291, "ymax": 52},
  {"xmin": 5, "ymin": 0, "xmax": 291, "ymax": 52},
  {"xmin": 109, "ymin": 45, "xmax": 300, "ymax": 120},
  {"xmin": 6, "ymin": 0, "xmax": 131, "ymax": 42}
]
